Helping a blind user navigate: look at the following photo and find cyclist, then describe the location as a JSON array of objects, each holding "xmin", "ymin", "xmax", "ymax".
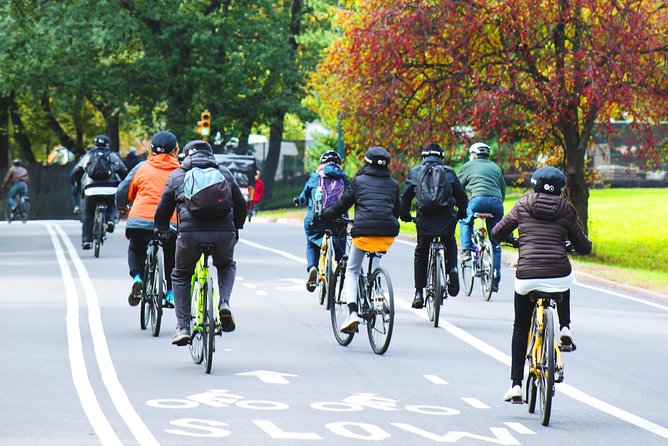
[
  {"xmin": 400, "ymin": 143, "xmax": 469, "ymax": 308},
  {"xmin": 457, "ymin": 142, "xmax": 506, "ymax": 292},
  {"xmin": 491, "ymin": 166, "xmax": 591, "ymax": 402},
  {"xmin": 321, "ymin": 146, "xmax": 400, "ymax": 333},
  {"xmin": 295, "ymin": 150, "xmax": 349, "ymax": 292},
  {"xmin": 154, "ymin": 140, "xmax": 248, "ymax": 346},
  {"xmin": 70, "ymin": 135, "xmax": 128, "ymax": 249},
  {"xmin": 2, "ymin": 158, "xmax": 30, "ymax": 215},
  {"xmin": 116, "ymin": 131, "xmax": 180, "ymax": 308}
]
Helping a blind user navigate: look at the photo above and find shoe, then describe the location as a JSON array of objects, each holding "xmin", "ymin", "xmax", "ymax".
[
  {"xmin": 164, "ymin": 290, "xmax": 175, "ymax": 308},
  {"xmin": 411, "ymin": 290, "xmax": 424, "ymax": 309},
  {"xmin": 219, "ymin": 301, "xmax": 236, "ymax": 332},
  {"xmin": 82, "ymin": 242, "xmax": 92, "ymax": 250},
  {"xmin": 447, "ymin": 269, "xmax": 460, "ymax": 297},
  {"xmin": 73, "ymin": 206, "xmax": 80, "ymax": 215},
  {"xmin": 128, "ymin": 275, "xmax": 142, "ymax": 306},
  {"xmin": 491, "ymin": 278, "xmax": 499, "ymax": 293},
  {"xmin": 340, "ymin": 311, "xmax": 362, "ymax": 334},
  {"xmin": 171, "ymin": 327, "xmax": 191, "ymax": 346},
  {"xmin": 306, "ymin": 266, "xmax": 318, "ymax": 292},
  {"xmin": 461, "ymin": 250, "xmax": 472, "ymax": 261},
  {"xmin": 106, "ymin": 221, "xmax": 115, "ymax": 233},
  {"xmin": 560, "ymin": 326, "xmax": 577, "ymax": 351},
  {"xmin": 503, "ymin": 385, "xmax": 523, "ymax": 403}
]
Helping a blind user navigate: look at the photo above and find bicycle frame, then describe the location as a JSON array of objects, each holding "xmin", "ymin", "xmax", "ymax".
[
  {"xmin": 191, "ymin": 252, "xmax": 220, "ymax": 330},
  {"xmin": 425, "ymin": 236, "xmax": 446, "ymax": 326},
  {"xmin": 528, "ymin": 297, "xmax": 564, "ymax": 381}
]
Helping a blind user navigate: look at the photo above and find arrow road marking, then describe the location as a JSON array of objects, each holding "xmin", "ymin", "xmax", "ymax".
[{"xmin": 237, "ymin": 370, "xmax": 299, "ymax": 384}]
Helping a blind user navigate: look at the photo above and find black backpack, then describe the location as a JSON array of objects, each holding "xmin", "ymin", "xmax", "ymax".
[
  {"xmin": 85, "ymin": 149, "xmax": 113, "ymax": 180},
  {"xmin": 183, "ymin": 166, "xmax": 233, "ymax": 219},
  {"xmin": 416, "ymin": 164, "xmax": 452, "ymax": 213}
]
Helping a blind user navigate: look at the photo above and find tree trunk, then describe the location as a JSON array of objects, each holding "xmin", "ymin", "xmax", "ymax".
[
  {"xmin": 8, "ymin": 93, "xmax": 35, "ymax": 163},
  {"xmin": 262, "ymin": 112, "xmax": 286, "ymax": 201},
  {"xmin": 41, "ymin": 93, "xmax": 77, "ymax": 150},
  {"xmin": 0, "ymin": 95, "xmax": 10, "ymax": 168},
  {"xmin": 105, "ymin": 111, "xmax": 120, "ymax": 153},
  {"xmin": 563, "ymin": 141, "xmax": 589, "ymax": 235}
]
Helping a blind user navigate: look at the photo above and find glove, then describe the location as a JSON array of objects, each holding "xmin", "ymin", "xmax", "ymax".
[
  {"xmin": 320, "ymin": 208, "xmax": 335, "ymax": 222},
  {"xmin": 293, "ymin": 196, "xmax": 303, "ymax": 207},
  {"xmin": 400, "ymin": 214, "xmax": 413, "ymax": 223}
]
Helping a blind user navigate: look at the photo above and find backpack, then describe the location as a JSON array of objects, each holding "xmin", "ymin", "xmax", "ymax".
[
  {"xmin": 86, "ymin": 149, "xmax": 113, "ymax": 180},
  {"xmin": 314, "ymin": 175, "xmax": 346, "ymax": 214},
  {"xmin": 183, "ymin": 167, "xmax": 233, "ymax": 219},
  {"xmin": 416, "ymin": 164, "xmax": 452, "ymax": 213}
]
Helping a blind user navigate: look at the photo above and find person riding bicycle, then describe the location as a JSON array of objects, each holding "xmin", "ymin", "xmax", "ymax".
[
  {"xmin": 154, "ymin": 140, "xmax": 248, "ymax": 346},
  {"xmin": 400, "ymin": 143, "xmax": 469, "ymax": 308},
  {"xmin": 70, "ymin": 135, "xmax": 128, "ymax": 250},
  {"xmin": 116, "ymin": 131, "xmax": 180, "ymax": 308},
  {"xmin": 491, "ymin": 166, "xmax": 591, "ymax": 402},
  {"xmin": 321, "ymin": 146, "xmax": 400, "ymax": 333},
  {"xmin": 2, "ymin": 158, "xmax": 30, "ymax": 215},
  {"xmin": 457, "ymin": 142, "xmax": 506, "ymax": 292},
  {"xmin": 295, "ymin": 150, "xmax": 350, "ymax": 292}
]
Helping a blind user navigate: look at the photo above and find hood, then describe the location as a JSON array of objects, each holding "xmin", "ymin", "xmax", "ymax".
[
  {"xmin": 181, "ymin": 151, "xmax": 219, "ymax": 171},
  {"xmin": 148, "ymin": 153, "xmax": 180, "ymax": 170},
  {"xmin": 526, "ymin": 192, "xmax": 571, "ymax": 220},
  {"xmin": 358, "ymin": 164, "xmax": 391, "ymax": 178},
  {"xmin": 321, "ymin": 163, "xmax": 345, "ymax": 178},
  {"xmin": 422, "ymin": 156, "xmax": 444, "ymax": 165}
]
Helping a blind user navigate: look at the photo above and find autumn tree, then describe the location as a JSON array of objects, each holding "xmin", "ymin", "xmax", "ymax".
[{"xmin": 310, "ymin": 0, "xmax": 668, "ymax": 232}]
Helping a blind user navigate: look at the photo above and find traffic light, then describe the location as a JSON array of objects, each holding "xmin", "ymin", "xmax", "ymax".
[{"xmin": 197, "ymin": 110, "xmax": 211, "ymax": 141}]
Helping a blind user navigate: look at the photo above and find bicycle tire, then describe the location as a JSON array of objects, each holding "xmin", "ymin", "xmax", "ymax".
[
  {"xmin": 323, "ymin": 236, "xmax": 334, "ymax": 309},
  {"xmin": 140, "ymin": 251, "xmax": 153, "ymax": 331},
  {"xmin": 539, "ymin": 307, "xmax": 555, "ymax": 426},
  {"xmin": 151, "ymin": 247, "xmax": 165, "ymax": 337},
  {"xmin": 93, "ymin": 206, "xmax": 104, "ymax": 258},
  {"xmin": 433, "ymin": 251, "xmax": 444, "ymax": 328},
  {"xmin": 367, "ymin": 266, "xmax": 394, "ymax": 355},
  {"xmin": 526, "ymin": 309, "xmax": 539, "ymax": 413},
  {"xmin": 203, "ymin": 279, "xmax": 216, "ymax": 374},
  {"xmin": 189, "ymin": 281, "xmax": 204, "ymax": 364},
  {"xmin": 460, "ymin": 255, "xmax": 474, "ymax": 296},
  {"xmin": 329, "ymin": 260, "xmax": 354, "ymax": 346},
  {"xmin": 527, "ymin": 374, "xmax": 537, "ymax": 413},
  {"xmin": 480, "ymin": 239, "xmax": 494, "ymax": 301},
  {"xmin": 20, "ymin": 198, "xmax": 29, "ymax": 223},
  {"xmin": 425, "ymin": 250, "xmax": 435, "ymax": 322}
]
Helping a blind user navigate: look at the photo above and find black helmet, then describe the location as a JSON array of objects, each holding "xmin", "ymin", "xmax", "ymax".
[
  {"xmin": 319, "ymin": 150, "xmax": 341, "ymax": 165},
  {"xmin": 12, "ymin": 158, "xmax": 22, "ymax": 166},
  {"xmin": 421, "ymin": 143, "xmax": 444, "ymax": 159},
  {"xmin": 468, "ymin": 142, "xmax": 491, "ymax": 157},
  {"xmin": 94, "ymin": 134, "xmax": 110, "ymax": 148},
  {"xmin": 364, "ymin": 146, "xmax": 391, "ymax": 167},
  {"xmin": 151, "ymin": 131, "xmax": 178, "ymax": 154},
  {"xmin": 531, "ymin": 166, "xmax": 566, "ymax": 195},
  {"xmin": 183, "ymin": 139, "xmax": 212, "ymax": 158}
]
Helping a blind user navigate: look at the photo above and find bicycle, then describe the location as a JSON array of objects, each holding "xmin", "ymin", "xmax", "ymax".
[
  {"xmin": 523, "ymin": 291, "xmax": 566, "ymax": 426},
  {"xmin": 189, "ymin": 243, "xmax": 222, "ymax": 374},
  {"xmin": 460, "ymin": 212, "xmax": 494, "ymax": 301},
  {"xmin": 6, "ymin": 193, "xmax": 30, "ymax": 224},
  {"xmin": 139, "ymin": 230, "xmax": 170, "ymax": 337},
  {"xmin": 329, "ymin": 241, "xmax": 395, "ymax": 355},
  {"xmin": 316, "ymin": 221, "xmax": 347, "ymax": 309},
  {"xmin": 92, "ymin": 203, "xmax": 107, "ymax": 258}
]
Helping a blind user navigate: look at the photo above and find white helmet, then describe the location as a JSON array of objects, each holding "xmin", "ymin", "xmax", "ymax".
[{"xmin": 469, "ymin": 142, "xmax": 491, "ymax": 157}]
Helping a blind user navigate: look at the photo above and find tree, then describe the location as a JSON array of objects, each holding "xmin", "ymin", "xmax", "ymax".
[{"xmin": 310, "ymin": 0, "xmax": 668, "ymax": 232}]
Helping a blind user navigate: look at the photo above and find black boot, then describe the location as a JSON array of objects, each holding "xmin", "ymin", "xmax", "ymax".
[{"xmin": 412, "ymin": 289, "xmax": 424, "ymax": 309}]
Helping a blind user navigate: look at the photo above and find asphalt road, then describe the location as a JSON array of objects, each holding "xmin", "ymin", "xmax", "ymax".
[{"xmin": 1, "ymin": 219, "xmax": 667, "ymax": 446}]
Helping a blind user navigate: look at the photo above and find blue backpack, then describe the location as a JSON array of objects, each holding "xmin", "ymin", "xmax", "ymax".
[{"xmin": 183, "ymin": 167, "xmax": 233, "ymax": 219}]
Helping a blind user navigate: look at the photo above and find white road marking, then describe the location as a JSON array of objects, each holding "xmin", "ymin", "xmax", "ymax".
[
  {"xmin": 242, "ymin": 282, "xmax": 257, "ymax": 289},
  {"xmin": 424, "ymin": 374, "xmax": 449, "ymax": 385},
  {"xmin": 503, "ymin": 422, "xmax": 535, "ymax": 435},
  {"xmin": 47, "ymin": 225, "xmax": 123, "ymax": 446},
  {"xmin": 461, "ymin": 397, "xmax": 491, "ymax": 409},
  {"xmin": 236, "ymin": 370, "xmax": 299, "ymax": 384},
  {"xmin": 574, "ymin": 280, "xmax": 668, "ymax": 311},
  {"xmin": 54, "ymin": 225, "xmax": 160, "ymax": 446},
  {"xmin": 256, "ymin": 290, "xmax": 268, "ymax": 296},
  {"xmin": 238, "ymin": 239, "xmax": 306, "ymax": 264}
]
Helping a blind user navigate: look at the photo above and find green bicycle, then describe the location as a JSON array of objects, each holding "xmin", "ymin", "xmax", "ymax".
[{"xmin": 189, "ymin": 243, "xmax": 222, "ymax": 374}]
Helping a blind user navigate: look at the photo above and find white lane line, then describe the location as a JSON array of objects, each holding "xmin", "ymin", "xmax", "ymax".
[
  {"xmin": 574, "ymin": 280, "xmax": 668, "ymax": 311},
  {"xmin": 46, "ymin": 225, "xmax": 123, "ymax": 446},
  {"xmin": 396, "ymin": 299, "xmax": 668, "ymax": 440},
  {"xmin": 238, "ymin": 238, "xmax": 306, "ymax": 264},
  {"xmin": 461, "ymin": 397, "xmax": 490, "ymax": 409},
  {"xmin": 54, "ymin": 225, "xmax": 159, "ymax": 446},
  {"xmin": 242, "ymin": 283, "xmax": 257, "ymax": 289},
  {"xmin": 424, "ymin": 374, "xmax": 449, "ymax": 385},
  {"xmin": 504, "ymin": 422, "xmax": 535, "ymax": 435},
  {"xmin": 256, "ymin": 290, "xmax": 268, "ymax": 296}
]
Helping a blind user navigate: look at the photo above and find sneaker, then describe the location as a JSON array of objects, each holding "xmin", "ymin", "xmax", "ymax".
[
  {"xmin": 306, "ymin": 266, "xmax": 318, "ymax": 292},
  {"xmin": 340, "ymin": 311, "xmax": 362, "ymax": 334},
  {"xmin": 171, "ymin": 327, "xmax": 191, "ymax": 346},
  {"xmin": 219, "ymin": 301, "xmax": 236, "ymax": 332},
  {"xmin": 73, "ymin": 206, "xmax": 80, "ymax": 215},
  {"xmin": 461, "ymin": 250, "xmax": 472, "ymax": 261},
  {"xmin": 560, "ymin": 326, "xmax": 577, "ymax": 351},
  {"xmin": 411, "ymin": 290, "xmax": 424, "ymax": 309},
  {"xmin": 82, "ymin": 242, "xmax": 92, "ymax": 250},
  {"xmin": 128, "ymin": 275, "xmax": 142, "ymax": 306},
  {"xmin": 164, "ymin": 290, "xmax": 175, "ymax": 308},
  {"xmin": 491, "ymin": 278, "xmax": 499, "ymax": 293},
  {"xmin": 503, "ymin": 385, "xmax": 523, "ymax": 403},
  {"xmin": 106, "ymin": 221, "xmax": 115, "ymax": 233},
  {"xmin": 447, "ymin": 269, "xmax": 460, "ymax": 297}
]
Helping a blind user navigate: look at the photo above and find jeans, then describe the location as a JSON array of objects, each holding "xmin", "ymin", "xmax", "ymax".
[
  {"xmin": 8, "ymin": 182, "xmax": 28, "ymax": 209},
  {"xmin": 459, "ymin": 196, "xmax": 504, "ymax": 281},
  {"xmin": 306, "ymin": 235, "xmax": 346, "ymax": 272}
]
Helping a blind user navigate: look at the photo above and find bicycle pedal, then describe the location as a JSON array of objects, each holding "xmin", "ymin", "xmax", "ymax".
[
  {"xmin": 510, "ymin": 397, "xmax": 523, "ymax": 404},
  {"xmin": 560, "ymin": 343, "xmax": 574, "ymax": 352}
]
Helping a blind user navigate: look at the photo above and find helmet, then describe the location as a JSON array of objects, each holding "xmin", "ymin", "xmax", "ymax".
[
  {"xmin": 150, "ymin": 131, "xmax": 178, "ymax": 154},
  {"xmin": 319, "ymin": 150, "xmax": 341, "ymax": 165},
  {"xmin": 531, "ymin": 166, "xmax": 566, "ymax": 195},
  {"xmin": 94, "ymin": 134, "xmax": 110, "ymax": 148},
  {"xmin": 182, "ymin": 139, "xmax": 212, "ymax": 158},
  {"xmin": 468, "ymin": 142, "xmax": 491, "ymax": 157},
  {"xmin": 12, "ymin": 158, "xmax": 22, "ymax": 166},
  {"xmin": 364, "ymin": 146, "xmax": 391, "ymax": 167},
  {"xmin": 421, "ymin": 143, "xmax": 444, "ymax": 159}
]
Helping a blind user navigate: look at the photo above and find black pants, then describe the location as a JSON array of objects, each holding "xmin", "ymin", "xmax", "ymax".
[
  {"xmin": 510, "ymin": 290, "xmax": 571, "ymax": 381},
  {"xmin": 81, "ymin": 194, "xmax": 117, "ymax": 243},
  {"xmin": 126, "ymin": 228, "xmax": 176, "ymax": 291},
  {"xmin": 414, "ymin": 232, "xmax": 458, "ymax": 289}
]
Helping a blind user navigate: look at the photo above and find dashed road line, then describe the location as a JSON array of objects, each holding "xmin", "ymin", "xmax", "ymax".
[
  {"xmin": 461, "ymin": 397, "xmax": 490, "ymax": 409},
  {"xmin": 504, "ymin": 422, "xmax": 535, "ymax": 435},
  {"xmin": 424, "ymin": 375, "xmax": 449, "ymax": 385}
]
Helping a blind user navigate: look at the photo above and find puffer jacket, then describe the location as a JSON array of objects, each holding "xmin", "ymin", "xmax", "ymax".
[
  {"xmin": 492, "ymin": 193, "xmax": 592, "ymax": 279},
  {"xmin": 69, "ymin": 147, "xmax": 128, "ymax": 190},
  {"xmin": 116, "ymin": 153, "xmax": 180, "ymax": 233},
  {"xmin": 154, "ymin": 151, "xmax": 247, "ymax": 233},
  {"xmin": 325, "ymin": 164, "xmax": 400, "ymax": 238}
]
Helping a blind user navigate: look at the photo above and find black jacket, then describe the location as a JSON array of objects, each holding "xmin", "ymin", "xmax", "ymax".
[
  {"xmin": 400, "ymin": 157, "xmax": 468, "ymax": 237},
  {"xmin": 154, "ymin": 151, "xmax": 247, "ymax": 233},
  {"xmin": 324, "ymin": 164, "xmax": 400, "ymax": 237}
]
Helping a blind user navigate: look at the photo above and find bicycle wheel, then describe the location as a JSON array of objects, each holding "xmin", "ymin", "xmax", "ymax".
[
  {"xmin": 433, "ymin": 251, "xmax": 445, "ymax": 328},
  {"xmin": 93, "ymin": 208, "xmax": 104, "ymax": 258},
  {"xmin": 20, "ymin": 198, "xmax": 29, "ymax": 223},
  {"xmin": 322, "ymin": 236, "xmax": 334, "ymax": 309},
  {"xmin": 203, "ymin": 279, "xmax": 216, "ymax": 374},
  {"xmin": 189, "ymin": 282, "xmax": 204, "ymax": 364},
  {"xmin": 151, "ymin": 248, "xmax": 165, "ymax": 337},
  {"xmin": 538, "ymin": 307, "xmax": 555, "ymax": 426},
  {"xmin": 367, "ymin": 267, "xmax": 394, "ymax": 355},
  {"xmin": 425, "ymin": 251, "xmax": 435, "ymax": 322},
  {"xmin": 479, "ymin": 239, "xmax": 494, "ymax": 301},
  {"xmin": 527, "ymin": 374, "xmax": 537, "ymax": 413},
  {"xmin": 140, "ymin": 254, "xmax": 153, "ymax": 331},
  {"xmin": 460, "ymin": 255, "xmax": 474, "ymax": 297},
  {"xmin": 329, "ymin": 260, "xmax": 354, "ymax": 346}
]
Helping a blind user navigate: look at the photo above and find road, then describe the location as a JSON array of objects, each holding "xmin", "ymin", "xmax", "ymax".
[{"xmin": 1, "ymin": 219, "xmax": 667, "ymax": 445}]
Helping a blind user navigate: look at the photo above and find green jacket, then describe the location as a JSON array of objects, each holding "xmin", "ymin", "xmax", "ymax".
[{"xmin": 457, "ymin": 158, "xmax": 506, "ymax": 200}]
